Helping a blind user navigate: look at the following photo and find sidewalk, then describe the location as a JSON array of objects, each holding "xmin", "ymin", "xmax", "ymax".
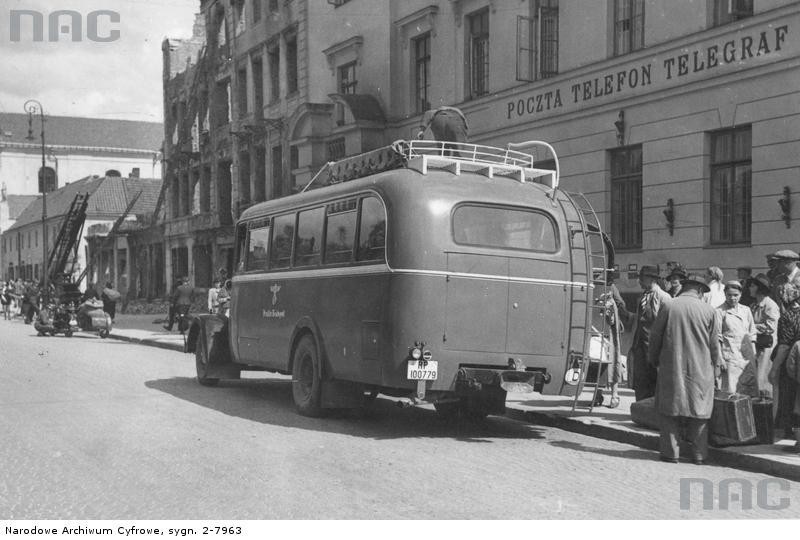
[{"xmin": 109, "ymin": 314, "xmax": 800, "ymax": 481}]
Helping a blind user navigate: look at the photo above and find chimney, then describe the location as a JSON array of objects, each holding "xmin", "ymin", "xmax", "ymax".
[{"xmin": 130, "ymin": 167, "xmax": 140, "ymax": 178}]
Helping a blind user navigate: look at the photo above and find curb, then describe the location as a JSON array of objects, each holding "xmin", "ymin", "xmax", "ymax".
[
  {"xmin": 505, "ymin": 407, "xmax": 800, "ymax": 482},
  {"xmin": 109, "ymin": 332, "xmax": 184, "ymax": 353}
]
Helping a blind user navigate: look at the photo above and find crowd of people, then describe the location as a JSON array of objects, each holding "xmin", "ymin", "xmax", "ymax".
[
  {"xmin": 614, "ymin": 249, "xmax": 800, "ymax": 463},
  {"xmin": 1, "ymin": 279, "xmax": 44, "ymax": 323}
]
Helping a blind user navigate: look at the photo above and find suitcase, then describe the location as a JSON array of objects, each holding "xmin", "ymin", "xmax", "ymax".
[
  {"xmin": 630, "ymin": 397, "xmax": 662, "ymax": 431},
  {"xmin": 710, "ymin": 391, "xmax": 757, "ymax": 446},
  {"xmin": 751, "ymin": 393, "xmax": 775, "ymax": 445}
]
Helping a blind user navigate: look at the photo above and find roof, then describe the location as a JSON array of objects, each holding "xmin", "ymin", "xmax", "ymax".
[
  {"xmin": 6, "ymin": 175, "xmax": 163, "ymax": 232},
  {"xmin": 5, "ymin": 194, "xmax": 39, "ymax": 220},
  {"xmin": 0, "ymin": 113, "xmax": 163, "ymax": 152}
]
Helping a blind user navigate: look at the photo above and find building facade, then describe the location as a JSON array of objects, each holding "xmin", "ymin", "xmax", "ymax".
[
  {"xmin": 1, "ymin": 175, "xmax": 162, "ymax": 299},
  {"xmin": 164, "ymin": 0, "xmax": 798, "ymax": 293}
]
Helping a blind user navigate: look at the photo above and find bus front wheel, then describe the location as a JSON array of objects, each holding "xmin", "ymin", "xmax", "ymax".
[{"xmin": 292, "ymin": 335, "xmax": 322, "ymax": 417}]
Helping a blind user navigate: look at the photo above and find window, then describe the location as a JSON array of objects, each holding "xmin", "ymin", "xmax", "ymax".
[
  {"xmin": 252, "ymin": 57, "xmax": 263, "ymax": 114},
  {"xmin": 713, "ymin": 0, "xmax": 753, "ymax": 26},
  {"xmin": 214, "ymin": 79, "xmax": 231, "ymax": 125},
  {"xmin": 327, "ymin": 138, "xmax": 346, "ymax": 161},
  {"xmin": 613, "ymin": 0, "xmax": 644, "ymax": 56},
  {"xmin": 34, "ymin": 230, "xmax": 38, "ymax": 247},
  {"xmin": 610, "ymin": 146, "xmax": 643, "ymax": 250},
  {"xmin": 413, "ymin": 33, "xmax": 431, "ymax": 113},
  {"xmin": 254, "ymin": 146, "xmax": 266, "ymax": 202},
  {"xmin": 517, "ymin": 1, "xmax": 559, "ymax": 82},
  {"xmin": 453, "ymin": 205, "xmax": 558, "ymax": 252},
  {"xmin": 286, "ymin": 35, "xmax": 298, "ymax": 94},
  {"xmin": 328, "ymin": 0, "xmax": 353, "ymax": 6},
  {"xmin": 268, "ymin": 44, "xmax": 280, "ymax": 102},
  {"xmin": 270, "ymin": 213, "xmax": 295, "ymax": 269},
  {"xmin": 245, "ymin": 218, "xmax": 270, "ymax": 271},
  {"xmin": 237, "ymin": 67, "xmax": 248, "ymax": 115},
  {"xmin": 269, "ymin": 0, "xmax": 278, "ymax": 12},
  {"xmin": 339, "ymin": 62, "xmax": 357, "ymax": 95},
  {"xmin": 290, "ymin": 145, "xmax": 299, "ymax": 189},
  {"xmin": 711, "ymin": 126, "xmax": 751, "ymax": 244},
  {"xmin": 324, "ymin": 199, "xmax": 357, "ymax": 264},
  {"xmin": 252, "ymin": 0, "xmax": 261, "ymax": 23},
  {"xmin": 467, "ymin": 9, "xmax": 490, "ymax": 98},
  {"xmin": 357, "ymin": 196, "xmax": 386, "ymax": 262},
  {"xmin": 233, "ymin": 0, "xmax": 246, "ymax": 36},
  {"xmin": 295, "ymin": 207, "xmax": 324, "ymax": 267}
]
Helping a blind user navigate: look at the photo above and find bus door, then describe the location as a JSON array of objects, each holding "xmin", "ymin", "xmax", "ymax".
[
  {"xmin": 444, "ymin": 252, "xmax": 509, "ymax": 353},
  {"xmin": 503, "ymin": 210, "xmax": 567, "ymax": 357},
  {"xmin": 505, "ymin": 256, "xmax": 569, "ymax": 357}
]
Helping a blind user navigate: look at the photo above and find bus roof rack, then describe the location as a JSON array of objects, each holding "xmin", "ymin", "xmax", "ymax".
[{"xmin": 308, "ymin": 139, "xmax": 558, "ymax": 190}]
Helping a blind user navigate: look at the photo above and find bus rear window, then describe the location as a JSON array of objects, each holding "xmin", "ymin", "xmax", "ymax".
[{"xmin": 452, "ymin": 205, "xmax": 558, "ymax": 253}]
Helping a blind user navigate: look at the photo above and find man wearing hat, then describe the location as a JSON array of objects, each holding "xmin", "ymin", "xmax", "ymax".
[
  {"xmin": 649, "ymin": 274, "xmax": 722, "ymax": 464},
  {"xmin": 771, "ymin": 250, "xmax": 800, "ymax": 312},
  {"xmin": 629, "ymin": 265, "xmax": 671, "ymax": 401},
  {"xmin": 666, "ymin": 265, "xmax": 687, "ymax": 298},
  {"xmin": 717, "ymin": 280, "xmax": 757, "ymax": 394}
]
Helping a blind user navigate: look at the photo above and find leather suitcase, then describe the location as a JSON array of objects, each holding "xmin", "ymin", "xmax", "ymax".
[
  {"xmin": 751, "ymin": 394, "xmax": 775, "ymax": 445},
  {"xmin": 710, "ymin": 391, "xmax": 756, "ymax": 446}
]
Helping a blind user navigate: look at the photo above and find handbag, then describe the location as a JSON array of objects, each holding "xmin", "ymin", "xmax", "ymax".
[{"xmin": 755, "ymin": 333, "xmax": 773, "ymax": 350}]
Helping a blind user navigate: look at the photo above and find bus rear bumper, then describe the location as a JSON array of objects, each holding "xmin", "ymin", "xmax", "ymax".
[{"xmin": 455, "ymin": 365, "xmax": 551, "ymax": 395}]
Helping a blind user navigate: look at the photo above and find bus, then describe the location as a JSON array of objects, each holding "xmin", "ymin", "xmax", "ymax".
[{"xmin": 186, "ymin": 139, "xmax": 610, "ymax": 418}]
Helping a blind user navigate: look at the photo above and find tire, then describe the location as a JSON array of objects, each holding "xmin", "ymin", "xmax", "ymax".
[
  {"xmin": 99, "ymin": 329, "xmax": 109, "ymax": 339},
  {"xmin": 292, "ymin": 334, "xmax": 322, "ymax": 417},
  {"xmin": 195, "ymin": 332, "xmax": 219, "ymax": 387}
]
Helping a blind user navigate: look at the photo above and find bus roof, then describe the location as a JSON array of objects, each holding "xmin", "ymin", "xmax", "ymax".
[{"xmin": 239, "ymin": 140, "xmax": 559, "ymax": 222}]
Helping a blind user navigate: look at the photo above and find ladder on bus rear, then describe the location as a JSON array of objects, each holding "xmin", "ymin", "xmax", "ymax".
[{"xmin": 558, "ymin": 191, "xmax": 612, "ymax": 412}]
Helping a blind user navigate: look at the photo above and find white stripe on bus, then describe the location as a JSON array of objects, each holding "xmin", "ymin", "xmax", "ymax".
[{"xmin": 233, "ymin": 265, "xmax": 590, "ymax": 289}]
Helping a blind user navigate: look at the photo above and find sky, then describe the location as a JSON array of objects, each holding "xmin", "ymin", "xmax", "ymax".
[{"xmin": 0, "ymin": 0, "xmax": 199, "ymax": 123}]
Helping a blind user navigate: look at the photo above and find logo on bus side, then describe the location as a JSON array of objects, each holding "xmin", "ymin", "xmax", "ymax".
[
  {"xmin": 270, "ymin": 283, "xmax": 281, "ymax": 305},
  {"xmin": 263, "ymin": 283, "xmax": 285, "ymax": 319}
]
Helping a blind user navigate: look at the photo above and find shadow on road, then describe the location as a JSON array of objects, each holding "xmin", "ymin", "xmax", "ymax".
[
  {"xmin": 547, "ymin": 439, "xmax": 656, "ymax": 461},
  {"xmin": 145, "ymin": 376, "xmax": 547, "ymax": 442}
]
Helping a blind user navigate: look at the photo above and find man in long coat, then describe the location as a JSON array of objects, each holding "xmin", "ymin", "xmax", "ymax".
[
  {"xmin": 648, "ymin": 274, "xmax": 721, "ymax": 464},
  {"xmin": 629, "ymin": 265, "xmax": 671, "ymax": 401}
]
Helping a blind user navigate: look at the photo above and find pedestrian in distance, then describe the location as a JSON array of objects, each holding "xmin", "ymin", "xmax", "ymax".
[
  {"xmin": 771, "ymin": 250, "xmax": 800, "ymax": 313},
  {"xmin": 207, "ymin": 280, "xmax": 221, "ymax": 314},
  {"xmin": 164, "ymin": 276, "xmax": 194, "ymax": 332},
  {"xmin": 628, "ymin": 265, "xmax": 671, "ymax": 401},
  {"xmin": 101, "ymin": 281, "xmax": 120, "ymax": 322},
  {"xmin": 1, "ymin": 282, "xmax": 12, "ymax": 320},
  {"xmin": 648, "ymin": 273, "xmax": 722, "ymax": 465},
  {"xmin": 717, "ymin": 280, "xmax": 757, "ymax": 395},
  {"xmin": 703, "ymin": 266, "xmax": 726, "ymax": 308},
  {"xmin": 749, "ymin": 273, "xmax": 779, "ymax": 397}
]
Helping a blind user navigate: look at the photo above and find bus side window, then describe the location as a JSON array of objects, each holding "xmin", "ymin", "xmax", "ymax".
[
  {"xmin": 270, "ymin": 213, "xmax": 295, "ymax": 269},
  {"xmin": 245, "ymin": 223, "xmax": 270, "ymax": 272},
  {"xmin": 324, "ymin": 199, "xmax": 357, "ymax": 264},
  {"xmin": 356, "ymin": 196, "xmax": 386, "ymax": 262},
  {"xmin": 295, "ymin": 207, "xmax": 324, "ymax": 267}
]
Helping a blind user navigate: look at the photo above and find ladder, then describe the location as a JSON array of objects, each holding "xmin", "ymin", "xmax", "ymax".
[
  {"xmin": 558, "ymin": 190, "xmax": 613, "ymax": 412},
  {"xmin": 48, "ymin": 192, "xmax": 89, "ymax": 283}
]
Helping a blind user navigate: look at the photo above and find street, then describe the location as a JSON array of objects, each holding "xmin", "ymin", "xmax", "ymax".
[{"xmin": 0, "ymin": 319, "xmax": 799, "ymax": 520}]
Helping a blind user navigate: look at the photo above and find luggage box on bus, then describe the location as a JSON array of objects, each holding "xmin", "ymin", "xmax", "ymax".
[{"xmin": 710, "ymin": 391, "xmax": 756, "ymax": 446}]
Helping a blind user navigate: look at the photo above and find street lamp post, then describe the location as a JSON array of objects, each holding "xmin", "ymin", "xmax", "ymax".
[{"xmin": 24, "ymin": 99, "xmax": 48, "ymax": 302}]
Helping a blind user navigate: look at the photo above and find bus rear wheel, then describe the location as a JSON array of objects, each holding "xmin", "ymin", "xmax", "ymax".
[
  {"xmin": 195, "ymin": 333, "xmax": 219, "ymax": 387},
  {"xmin": 292, "ymin": 335, "xmax": 322, "ymax": 417}
]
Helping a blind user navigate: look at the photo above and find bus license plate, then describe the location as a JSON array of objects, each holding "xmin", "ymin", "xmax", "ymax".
[{"xmin": 407, "ymin": 360, "xmax": 438, "ymax": 380}]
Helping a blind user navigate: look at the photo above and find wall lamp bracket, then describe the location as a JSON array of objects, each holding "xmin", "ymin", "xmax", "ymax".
[
  {"xmin": 663, "ymin": 198, "xmax": 675, "ymax": 236},
  {"xmin": 779, "ymin": 186, "xmax": 791, "ymax": 228}
]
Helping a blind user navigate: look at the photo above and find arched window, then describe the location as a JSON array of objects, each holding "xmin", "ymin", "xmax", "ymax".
[{"xmin": 38, "ymin": 166, "xmax": 57, "ymax": 193}]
